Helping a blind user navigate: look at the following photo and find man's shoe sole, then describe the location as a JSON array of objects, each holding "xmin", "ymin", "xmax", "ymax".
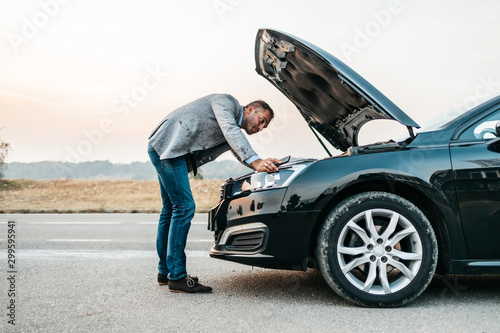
[
  {"xmin": 158, "ymin": 275, "xmax": 199, "ymax": 285},
  {"xmin": 169, "ymin": 289, "xmax": 212, "ymax": 294}
]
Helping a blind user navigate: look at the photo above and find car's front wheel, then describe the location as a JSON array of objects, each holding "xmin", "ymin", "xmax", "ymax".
[{"xmin": 317, "ymin": 191, "xmax": 438, "ymax": 307}]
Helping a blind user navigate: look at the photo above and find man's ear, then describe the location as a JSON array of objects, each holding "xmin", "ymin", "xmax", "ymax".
[{"xmin": 243, "ymin": 106, "xmax": 252, "ymax": 118}]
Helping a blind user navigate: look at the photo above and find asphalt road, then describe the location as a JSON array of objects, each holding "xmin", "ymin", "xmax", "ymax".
[{"xmin": 0, "ymin": 214, "xmax": 499, "ymax": 332}]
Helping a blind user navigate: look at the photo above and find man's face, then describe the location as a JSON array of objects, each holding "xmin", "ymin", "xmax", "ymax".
[{"xmin": 241, "ymin": 107, "xmax": 271, "ymax": 135}]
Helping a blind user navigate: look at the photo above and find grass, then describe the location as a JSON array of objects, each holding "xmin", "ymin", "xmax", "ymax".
[{"xmin": 0, "ymin": 179, "xmax": 224, "ymax": 213}]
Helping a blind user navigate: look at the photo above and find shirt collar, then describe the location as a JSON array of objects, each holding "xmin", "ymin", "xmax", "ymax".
[{"xmin": 238, "ymin": 106, "xmax": 244, "ymax": 127}]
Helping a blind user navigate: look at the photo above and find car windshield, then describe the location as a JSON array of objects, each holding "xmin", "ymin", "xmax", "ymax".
[
  {"xmin": 347, "ymin": 97, "xmax": 499, "ymax": 148},
  {"xmin": 417, "ymin": 109, "xmax": 467, "ymax": 132},
  {"xmin": 359, "ymin": 107, "xmax": 469, "ymax": 144},
  {"xmin": 382, "ymin": 107, "xmax": 471, "ymax": 143},
  {"xmin": 417, "ymin": 96, "xmax": 498, "ymax": 132}
]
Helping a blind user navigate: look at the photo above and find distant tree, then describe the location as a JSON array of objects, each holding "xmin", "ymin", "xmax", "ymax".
[{"xmin": 0, "ymin": 129, "xmax": 11, "ymax": 179}]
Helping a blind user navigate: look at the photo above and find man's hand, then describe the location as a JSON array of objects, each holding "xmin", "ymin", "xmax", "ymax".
[{"xmin": 251, "ymin": 158, "xmax": 282, "ymax": 173}]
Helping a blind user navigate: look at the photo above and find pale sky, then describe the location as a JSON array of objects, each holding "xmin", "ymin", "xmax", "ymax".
[{"xmin": 1, "ymin": 0, "xmax": 500, "ymax": 163}]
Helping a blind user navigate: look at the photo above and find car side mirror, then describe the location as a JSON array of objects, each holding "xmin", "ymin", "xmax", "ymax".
[{"xmin": 486, "ymin": 121, "xmax": 500, "ymax": 150}]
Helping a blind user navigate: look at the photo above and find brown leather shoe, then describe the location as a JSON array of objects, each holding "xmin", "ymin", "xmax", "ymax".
[
  {"xmin": 158, "ymin": 273, "xmax": 198, "ymax": 285},
  {"xmin": 168, "ymin": 275, "xmax": 212, "ymax": 293}
]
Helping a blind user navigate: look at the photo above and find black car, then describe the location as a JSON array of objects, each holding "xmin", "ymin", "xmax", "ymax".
[{"xmin": 208, "ymin": 28, "xmax": 500, "ymax": 307}]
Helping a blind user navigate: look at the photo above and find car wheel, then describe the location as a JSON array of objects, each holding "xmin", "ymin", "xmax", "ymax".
[{"xmin": 317, "ymin": 191, "xmax": 438, "ymax": 307}]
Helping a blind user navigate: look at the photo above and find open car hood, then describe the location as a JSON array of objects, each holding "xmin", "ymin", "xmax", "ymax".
[{"xmin": 255, "ymin": 29, "xmax": 420, "ymax": 152}]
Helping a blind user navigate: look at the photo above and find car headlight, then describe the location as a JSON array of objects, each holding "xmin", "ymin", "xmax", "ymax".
[{"xmin": 231, "ymin": 164, "xmax": 310, "ymax": 196}]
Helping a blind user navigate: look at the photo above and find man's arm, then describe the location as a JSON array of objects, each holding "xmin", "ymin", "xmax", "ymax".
[
  {"xmin": 251, "ymin": 158, "xmax": 280, "ymax": 173},
  {"xmin": 212, "ymin": 94, "xmax": 281, "ymax": 172},
  {"xmin": 211, "ymin": 95, "xmax": 257, "ymax": 161},
  {"xmin": 231, "ymin": 150, "xmax": 280, "ymax": 172}
]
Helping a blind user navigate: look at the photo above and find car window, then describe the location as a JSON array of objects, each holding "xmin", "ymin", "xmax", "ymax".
[{"xmin": 457, "ymin": 109, "xmax": 500, "ymax": 141}]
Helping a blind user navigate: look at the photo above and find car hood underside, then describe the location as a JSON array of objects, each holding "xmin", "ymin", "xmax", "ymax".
[{"xmin": 255, "ymin": 28, "xmax": 420, "ymax": 151}]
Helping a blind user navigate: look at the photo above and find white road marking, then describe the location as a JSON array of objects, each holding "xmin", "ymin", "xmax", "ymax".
[
  {"xmin": 17, "ymin": 249, "xmax": 209, "ymax": 259},
  {"xmin": 28, "ymin": 221, "xmax": 206, "ymax": 225},
  {"xmin": 45, "ymin": 239, "xmax": 212, "ymax": 242},
  {"xmin": 187, "ymin": 251, "xmax": 209, "ymax": 257},
  {"xmin": 30, "ymin": 222, "xmax": 122, "ymax": 225},
  {"xmin": 47, "ymin": 239, "xmax": 113, "ymax": 242},
  {"xmin": 138, "ymin": 221, "xmax": 206, "ymax": 225}
]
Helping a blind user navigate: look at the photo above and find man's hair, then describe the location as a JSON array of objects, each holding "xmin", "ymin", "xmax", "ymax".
[{"xmin": 245, "ymin": 100, "xmax": 274, "ymax": 120}]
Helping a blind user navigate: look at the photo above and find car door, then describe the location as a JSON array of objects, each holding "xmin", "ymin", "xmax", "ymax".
[{"xmin": 449, "ymin": 106, "xmax": 500, "ymax": 259}]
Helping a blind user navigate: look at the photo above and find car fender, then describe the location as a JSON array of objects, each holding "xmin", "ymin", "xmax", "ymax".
[{"xmin": 281, "ymin": 149, "xmax": 468, "ymax": 269}]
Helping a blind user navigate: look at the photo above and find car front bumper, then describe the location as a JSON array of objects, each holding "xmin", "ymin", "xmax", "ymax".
[{"xmin": 208, "ymin": 187, "xmax": 319, "ymax": 270}]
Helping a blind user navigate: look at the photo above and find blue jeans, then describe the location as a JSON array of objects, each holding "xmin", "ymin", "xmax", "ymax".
[{"xmin": 148, "ymin": 143, "xmax": 195, "ymax": 280}]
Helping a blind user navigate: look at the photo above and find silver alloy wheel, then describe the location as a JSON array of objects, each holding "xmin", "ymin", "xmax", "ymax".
[
  {"xmin": 337, "ymin": 208, "xmax": 423, "ymax": 295},
  {"xmin": 318, "ymin": 192, "xmax": 437, "ymax": 307}
]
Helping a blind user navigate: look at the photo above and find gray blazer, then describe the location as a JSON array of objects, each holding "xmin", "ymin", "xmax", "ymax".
[{"xmin": 148, "ymin": 94, "xmax": 257, "ymax": 172}]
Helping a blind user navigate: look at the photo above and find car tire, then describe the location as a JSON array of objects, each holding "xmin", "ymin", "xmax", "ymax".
[{"xmin": 317, "ymin": 191, "xmax": 438, "ymax": 307}]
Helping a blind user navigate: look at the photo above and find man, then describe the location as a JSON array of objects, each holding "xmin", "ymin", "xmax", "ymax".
[{"xmin": 147, "ymin": 93, "xmax": 281, "ymax": 293}]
